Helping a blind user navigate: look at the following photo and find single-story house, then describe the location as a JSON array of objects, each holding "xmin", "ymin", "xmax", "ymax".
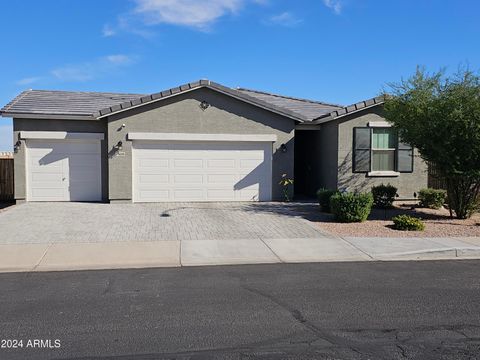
[{"xmin": 0, "ymin": 79, "xmax": 427, "ymax": 203}]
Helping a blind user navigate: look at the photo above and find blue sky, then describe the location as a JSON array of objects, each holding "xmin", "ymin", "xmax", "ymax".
[{"xmin": 0, "ymin": 0, "xmax": 479, "ymax": 150}]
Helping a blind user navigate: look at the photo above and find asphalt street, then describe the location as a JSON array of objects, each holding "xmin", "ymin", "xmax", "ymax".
[{"xmin": 1, "ymin": 260, "xmax": 479, "ymax": 359}]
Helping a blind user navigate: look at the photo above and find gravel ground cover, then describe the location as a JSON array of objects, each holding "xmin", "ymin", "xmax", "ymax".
[{"xmin": 315, "ymin": 203, "xmax": 480, "ymax": 237}]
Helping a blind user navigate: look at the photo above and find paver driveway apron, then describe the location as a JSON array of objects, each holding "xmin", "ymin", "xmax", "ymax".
[{"xmin": 0, "ymin": 202, "xmax": 330, "ymax": 244}]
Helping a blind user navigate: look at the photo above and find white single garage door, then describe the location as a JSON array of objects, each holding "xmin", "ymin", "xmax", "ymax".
[
  {"xmin": 26, "ymin": 139, "xmax": 102, "ymax": 201},
  {"xmin": 133, "ymin": 141, "xmax": 272, "ymax": 202}
]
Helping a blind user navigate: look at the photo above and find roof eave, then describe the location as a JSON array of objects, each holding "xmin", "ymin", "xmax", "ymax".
[
  {"xmin": 0, "ymin": 112, "xmax": 96, "ymax": 121},
  {"xmin": 311, "ymin": 96, "xmax": 385, "ymax": 125}
]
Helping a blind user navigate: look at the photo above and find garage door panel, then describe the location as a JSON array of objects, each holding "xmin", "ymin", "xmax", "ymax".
[
  {"xmin": 173, "ymin": 189, "xmax": 204, "ymax": 201},
  {"xmin": 207, "ymin": 159, "xmax": 236, "ymax": 168},
  {"xmin": 173, "ymin": 159, "xmax": 203, "ymax": 168},
  {"xmin": 31, "ymin": 172, "xmax": 63, "ymax": 183},
  {"xmin": 139, "ymin": 190, "xmax": 170, "ymax": 201},
  {"xmin": 174, "ymin": 174, "xmax": 204, "ymax": 184},
  {"xmin": 240, "ymin": 159, "xmax": 264, "ymax": 169},
  {"xmin": 31, "ymin": 187, "xmax": 65, "ymax": 199},
  {"xmin": 133, "ymin": 140, "xmax": 272, "ymax": 202},
  {"xmin": 207, "ymin": 189, "xmax": 235, "ymax": 200},
  {"xmin": 139, "ymin": 158, "xmax": 169, "ymax": 168},
  {"xmin": 207, "ymin": 174, "xmax": 237, "ymax": 183},
  {"xmin": 139, "ymin": 174, "xmax": 169, "ymax": 184}
]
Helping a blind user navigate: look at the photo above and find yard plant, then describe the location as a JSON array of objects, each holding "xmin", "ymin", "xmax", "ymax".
[
  {"xmin": 418, "ymin": 188, "xmax": 447, "ymax": 209},
  {"xmin": 316, "ymin": 188, "xmax": 339, "ymax": 212},
  {"xmin": 384, "ymin": 68, "xmax": 480, "ymax": 219},
  {"xmin": 330, "ymin": 192, "xmax": 373, "ymax": 223},
  {"xmin": 371, "ymin": 184, "xmax": 397, "ymax": 208},
  {"xmin": 279, "ymin": 174, "xmax": 294, "ymax": 202},
  {"xmin": 392, "ymin": 214, "xmax": 425, "ymax": 231}
]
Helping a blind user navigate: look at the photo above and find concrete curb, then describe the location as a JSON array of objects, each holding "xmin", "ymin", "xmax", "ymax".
[
  {"xmin": 374, "ymin": 247, "xmax": 480, "ymax": 260},
  {"xmin": 0, "ymin": 237, "xmax": 479, "ymax": 273}
]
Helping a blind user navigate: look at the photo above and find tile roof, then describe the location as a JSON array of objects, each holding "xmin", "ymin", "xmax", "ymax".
[
  {"xmin": 0, "ymin": 80, "xmax": 345, "ymax": 122},
  {"xmin": 1, "ymin": 90, "xmax": 144, "ymax": 119},
  {"xmin": 237, "ymin": 88, "xmax": 343, "ymax": 122},
  {"xmin": 312, "ymin": 95, "xmax": 385, "ymax": 124}
]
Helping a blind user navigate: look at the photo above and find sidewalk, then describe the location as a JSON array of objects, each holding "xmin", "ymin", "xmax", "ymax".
[{"xmin": 1, "ymin": 236, "xmax": 480, "ymax": 273}]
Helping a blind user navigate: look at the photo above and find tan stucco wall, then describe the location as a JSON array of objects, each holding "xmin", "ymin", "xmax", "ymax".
[
  {"xmin": 106, "ymin": 88, "xmax": 296, "ymax": 201},
  {"xmin": 336, "ymin": 107, "xmax": 428, "ymax": 199},
  {"xmin": 12, "ymin": 118, "xmax": 108, "ymax": 201}
]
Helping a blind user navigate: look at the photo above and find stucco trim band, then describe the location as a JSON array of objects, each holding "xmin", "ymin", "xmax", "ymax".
[
  {"xmin": 368, "ymin": 121, "xmax": 391, "ymax": 127},
  {"xmin": 127, "ymin": 132, "xmax": 278, "ymax": 142},
  {"xmin": 20, "ymin": 131, "xmax": 105, "ymax": 140}
]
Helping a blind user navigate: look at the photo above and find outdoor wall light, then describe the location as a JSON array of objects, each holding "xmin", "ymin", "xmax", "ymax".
[
  {"xmin": 115, "ymin": 141, "xmax": 123, "ymax": 150},
  {"xmin": 199, "ymin": 100, "xmax": 210, "ymax": 111},
  {"xmin": 280, "ymin": 143, "xmax": 287, "ymax": 153},
  {"xmin": 13, "ymin": 140, "xmax": 21, "ymax": 153}
]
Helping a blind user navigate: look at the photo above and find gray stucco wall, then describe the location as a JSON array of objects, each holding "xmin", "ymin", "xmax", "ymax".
[
  {"xmin": 336, "ymin": 107, "xmax": 428, "ymax": 199},
  {"xmin": 106, "ymin": 87, "xmax": 296, "ymax": 201},
  {"xmin": 12, "ymin": 118, "xmax": 108, "ymax": 201}
]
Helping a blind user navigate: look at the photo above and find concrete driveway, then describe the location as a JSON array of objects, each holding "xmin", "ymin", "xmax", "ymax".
[
  {"xmin": 0, "ymin": 202, "xmax": 330, "ymax": 244},
  {"xmin": 0, "ymin": 202, "xmax": 370, "ymax": 271}
]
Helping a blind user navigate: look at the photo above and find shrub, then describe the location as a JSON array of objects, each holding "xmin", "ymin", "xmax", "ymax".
[
  {"xmin": 418, "ymin": 188, "xmax": 447, "ymax": 209},
  {"xmin": 330, "ymin": 192, "xmax": 374, "ymax": 223},
  {"xmin": 371, "ymin": 184, "xmax": 398, "ymax": 208},
  {"xmin": 316, "ymin": 188, "xmax": 339, "ymax": 212},
  {"xmin": 392, "ymin": 214, "xmax": 425, "ymax": 231}
]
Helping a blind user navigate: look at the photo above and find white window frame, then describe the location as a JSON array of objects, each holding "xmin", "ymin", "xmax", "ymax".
[{"xmin": 368, "ymin": 124, "xmax": 400, "ymax": 177}]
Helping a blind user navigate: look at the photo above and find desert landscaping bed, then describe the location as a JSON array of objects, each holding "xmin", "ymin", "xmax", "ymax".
[{"xmin": 314, "ymin": 204, "xmax": 480, "ymax": 237}]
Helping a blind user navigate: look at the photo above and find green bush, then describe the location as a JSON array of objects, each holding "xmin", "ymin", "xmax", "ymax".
[
  {"xmin": 330, "ymin": 192, "xmax": 374, "ymax": 223},
  {"xmin": 371, "ymin": 184, "xmax": 398, "ymax": 208},
  {"xmin": 392, "ymin": 214, "xmax": 425, "ymax": 231},
  {"xmin": 418, "ymin": 188, "xmax": 447, "ymax": 209},
  {"xmin": 316, "ymin": 188, "xmax": 339, "ymax": 212}
]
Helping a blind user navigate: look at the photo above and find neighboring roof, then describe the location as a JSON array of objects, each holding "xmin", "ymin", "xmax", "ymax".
[
  {"xmin": 312, "ymin": 95, "xmax": 385, "ymax": 124},
  {"xmin": 0, "ymin": 80, "xmax": 344, "ymax": 123},
  {"xmin": 1, "ymin": 90, "xmax": 144, "ymax": 120},
  {"xmin": 236, "ymin": 88, "xmax": 342, "ymax": 122}
]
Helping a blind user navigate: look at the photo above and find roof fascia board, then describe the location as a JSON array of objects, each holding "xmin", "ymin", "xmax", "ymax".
[
  {"xmin": 312, "ymin": 99, "xmax": 385, "ymax": 125},
  {"xmin": 128, "ymin": 132, "xmax": 277, "ymax": 142},
  {"xmin": 20, "ymin": 131, "xmax": 104, "ymax": 140},
  {"xmin": 1, "ymin": 112, "xmax": 96, "ymax": 120}
]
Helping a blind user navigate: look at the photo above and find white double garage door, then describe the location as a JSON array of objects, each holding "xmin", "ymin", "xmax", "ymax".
[
  {"xmin": 25, "ymin": 133, "xmax": 274, "ymax": 202},
  {"xmin": 132, "ymin": 140, "xmax": 273, "ymax": 202}
]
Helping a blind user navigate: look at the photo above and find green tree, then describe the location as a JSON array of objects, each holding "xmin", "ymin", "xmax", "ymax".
[{"xmin": 384, "ymin": 68, "xmax": 480, "ymax": 219}]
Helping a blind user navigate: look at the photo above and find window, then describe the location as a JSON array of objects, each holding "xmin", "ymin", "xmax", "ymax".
[
  {"xmin": 353, "ymin": 126, "xmax": 413, "ymax": 174},
  {"xmin": 371, "ymin": 128, "xmax": 396, "ymax": 171}
]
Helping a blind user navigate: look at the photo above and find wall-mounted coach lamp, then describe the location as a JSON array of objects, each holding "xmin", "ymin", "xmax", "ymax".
[
  {"xmin": 199, "ymin": 101, "xmax": 210, "ymax": 111},
  {"xmin": 13, "ymin": 140, "xmax": 21, "ymax": 153},
  {"xmin": 280, "ymin": 143, "xmax": 287, "ymax": 153}
]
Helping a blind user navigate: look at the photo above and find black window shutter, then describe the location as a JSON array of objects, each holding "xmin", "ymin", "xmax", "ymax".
[
  {"xmin": 353, "ymin": 127, "xmax": 371, "ymax": 172},
  {"xmin": 397, "ymin": 140, "xmax": 414, "ymax": 172}
]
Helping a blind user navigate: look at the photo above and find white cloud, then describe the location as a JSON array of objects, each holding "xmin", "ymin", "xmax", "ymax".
[
  {"xmin": 104, "ymin": 54, "xmax": 134, "ymax": 65},
  {"xmin": 51, "ymin": 55, "xmax": 136, "ymax": 82},
  {"xmin": 323, "ymin": 0, "xmax": 342, "ymax": 14},
  {"xmin": 133, "ymin": 0, "xmax": 244, "ymax": 29},
  {"xmin": 102, "ymin": 24, "xmax": 116, "ymax": 37},
  {"xmin": 266, "ymin": 12, "xmax": 302, "ymax": 27},
  {"xmin": 15, "ymin": 77, "xmax": 42, "ymax": 86},
  {"xmin": 0, "ymin": 124, "xmax": 13, "ymax": 152}
]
